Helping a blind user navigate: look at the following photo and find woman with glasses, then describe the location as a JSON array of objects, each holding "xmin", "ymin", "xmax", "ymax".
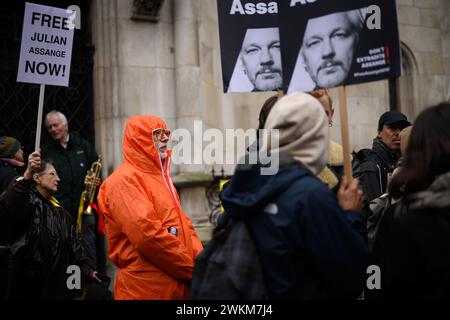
[{"xmin": 0, "ymin": 151, "xmax": 96, "ymax": 299}]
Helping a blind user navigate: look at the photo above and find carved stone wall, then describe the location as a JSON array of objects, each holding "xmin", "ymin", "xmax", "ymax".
[{"xmin": 132, "ymin": 0, "xmax": 165, "ymax": 22}]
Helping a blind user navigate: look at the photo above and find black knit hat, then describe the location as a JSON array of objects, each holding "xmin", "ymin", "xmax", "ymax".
[{"xmin": 0, "ymin": 136, "xmax": 22, "ymax": 158}]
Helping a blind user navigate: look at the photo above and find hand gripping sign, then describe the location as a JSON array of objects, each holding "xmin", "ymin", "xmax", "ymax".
[{"xmin": 16, "ymin": 2, "xmax": 76, "ymax": 150}]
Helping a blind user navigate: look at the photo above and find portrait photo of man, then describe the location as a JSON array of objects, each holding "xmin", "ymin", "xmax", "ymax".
[
  {"xmin": 228, "ymin": 27, "xmax": 283, "ymax": 93},
  {"xmin": 288, "ymin": 8, "xmax": 367, "ymax": 92}
]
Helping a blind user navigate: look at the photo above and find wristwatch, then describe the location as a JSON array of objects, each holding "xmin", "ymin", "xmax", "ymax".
[{"xmin": 15, "ymin": 176, "xmax": 25, "ymax": 182}]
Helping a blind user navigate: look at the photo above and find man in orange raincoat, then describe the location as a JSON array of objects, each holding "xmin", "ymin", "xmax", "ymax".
[{"xmin": 97, "ymin": 115, "xmax": 203, "ymax": 299}]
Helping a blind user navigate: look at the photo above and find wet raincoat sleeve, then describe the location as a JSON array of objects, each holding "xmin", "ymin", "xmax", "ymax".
[
  {"xmin": 103, "ymin": 179, "xmax": 195, "ymax": 281},
  {"xmin": 185, "ymin": 216, "xmax": 203, "ymax": 257},
  {"xmin": 301, "ymin": 189, "xmax": 369, "ymax": 298}
]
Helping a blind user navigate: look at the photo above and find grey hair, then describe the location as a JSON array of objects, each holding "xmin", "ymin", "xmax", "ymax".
[
  {"xmin": 45, "ymin": 110, "xmax": 68, "ymax": 127},
  {"xmin": 35, "ymin": 159, "xmax": 55, "ymax": 175}
]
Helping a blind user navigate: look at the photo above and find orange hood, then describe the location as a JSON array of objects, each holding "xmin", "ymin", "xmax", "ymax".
[{"xmin": 123, "ymin": 115, "xmax": 170, "ymax": 173}]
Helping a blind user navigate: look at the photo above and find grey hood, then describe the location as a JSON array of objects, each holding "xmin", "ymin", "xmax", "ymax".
[
  {"xmin": 408, "ymin": 171, "xmax": 450, "ymax": 210},
  {"xmin": 261, "ymin": 92, "xmax": 329, "ymax": 175}
]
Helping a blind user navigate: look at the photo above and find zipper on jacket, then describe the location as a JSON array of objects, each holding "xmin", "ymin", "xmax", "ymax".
[
  {"xmin": 158, "ymin": 154, "xmax": 182, "ymax": 211},
  {"xmin": 376, "ymin": 164, "xmax": 383, "ymax": 194}
]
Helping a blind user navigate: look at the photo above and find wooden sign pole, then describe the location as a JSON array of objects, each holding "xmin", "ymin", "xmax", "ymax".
[
  {"xmin": 277, "ymin": 89, "xmax": 284, "ymax": 99},
  {"xmin": 338, "ymin": 85, "xmax": 352, "ymax": 181},
  {"xmin": 35, "ymin": 83, "xmax": 45, "ymax": 151}
]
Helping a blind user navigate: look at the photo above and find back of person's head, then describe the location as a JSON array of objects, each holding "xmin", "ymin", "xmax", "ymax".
[
  {"xmin": 389, "ymin": 102, "xmax": 450, "ymax": 198},
  {"xmin": 262, "ymin": 92, "xmax": 329, "ymax": 175},
  {"xmin": 0, "ymin": 136, "xmax": 21, "ymax": 159},
  {"xmin": 399, "ymin": 126, "xmax": 412, "ymax": 156},
  {"xmin": 258, "ymin": 95, "xmax": 278, "ymax": 130}
]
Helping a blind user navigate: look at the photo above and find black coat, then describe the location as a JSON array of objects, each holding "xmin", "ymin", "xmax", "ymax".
[
  {"xmin": 370, "ymin": 171, "xmax": 450, "ymax": 299},
  {"xmin": 41, "ymin": 132, "xmax": 97, "ymax": 220},
  {"xmin": 41, "ymin": 133, "xmax": 101, "ymax": 272},
  {"xmin": 0, "ymin": 160, "xmax": 22, "ymax": 195},
  {"xmin": 353, "ymin": 138, "xmax": 399, "ymax": 202},
  {"xmin": 0, "ymin": 178, "xmax": 89, "ymax": 300}
]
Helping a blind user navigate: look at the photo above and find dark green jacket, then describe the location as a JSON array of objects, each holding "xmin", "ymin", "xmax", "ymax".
[{"xmin": 42, "ymin": 132, "xmax": 97, "ymax": 220}]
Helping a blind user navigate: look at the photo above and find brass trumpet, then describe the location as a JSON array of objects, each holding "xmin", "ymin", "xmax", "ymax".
[
  {"xmin": 77, "ymin": 156, "xmax": 103, "ymax": 233},
  {"xmin": 83, "ymin": 155, "xmax": 102, "ymax": 215}
]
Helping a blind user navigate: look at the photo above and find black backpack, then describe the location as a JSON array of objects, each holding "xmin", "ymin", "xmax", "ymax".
[{"xmin": 190, "ymin": 217, "xmax": 267, "ymax": 300}]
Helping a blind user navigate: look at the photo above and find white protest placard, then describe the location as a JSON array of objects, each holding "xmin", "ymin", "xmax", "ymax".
[{"xmin": 17, "ymin": 2, "xmax": 75, "ymax": 87}]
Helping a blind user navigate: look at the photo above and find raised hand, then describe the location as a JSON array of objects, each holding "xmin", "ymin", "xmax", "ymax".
[
  {"xmin": 337, "ymin": 175, "xmax": 364, "ymax": 213},
  {"xmin": 24, "ymin": 150, "xmax": 41, "ymax": 180}
]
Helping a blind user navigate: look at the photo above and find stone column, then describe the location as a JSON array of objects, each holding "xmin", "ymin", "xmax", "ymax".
[
  {"xmin": 91, "ymin": 0, "xmax": 123, "ymax": 177},
  {"xmin": 173, "ymin": 0, "xmax": 214, "ymax": 242},
  {"xmin": 174, "ymin": 0, "xmax": 200, "ymax": 173},
  {"xmin": 90, "ymin": 0, "xmax": 123, "ymax": 289}
]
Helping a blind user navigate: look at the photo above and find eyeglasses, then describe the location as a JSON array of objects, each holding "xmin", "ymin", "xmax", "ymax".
[{"xmin": 153, "ymin": 128, "xmax": 171, "ymax": 141}]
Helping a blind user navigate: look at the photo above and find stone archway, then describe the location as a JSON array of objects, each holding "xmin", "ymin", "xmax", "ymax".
[{"xmin": 396, "ymin": 42, "xmax": 420, "ymax": 121}]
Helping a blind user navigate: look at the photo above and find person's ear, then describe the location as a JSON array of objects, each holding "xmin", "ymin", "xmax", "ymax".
[
  {"xmin": 377, "ymin": 129, "xmax": 382, "ymax": 139},
  {"xmin": 33, "ymin": 173, "xmax": 41, "ymax": 184}
]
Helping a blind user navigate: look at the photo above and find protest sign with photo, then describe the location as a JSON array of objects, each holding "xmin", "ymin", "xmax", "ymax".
[
  {"xmin": 216, "ymin": 0, "xmax": 281, "ymax": 93},
  {"xmin": 280, "ymin": 0, "xmax": 401, "ymax": 93},
  {"xmin": 216, "ymin": 0, "xmax": 401, "ymax": 93},
  {"xmin": 17, "ymin": 2, "xmax": 75, "ymax": 87}
]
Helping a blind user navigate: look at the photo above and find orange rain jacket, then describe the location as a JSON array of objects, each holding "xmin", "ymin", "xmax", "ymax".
[{"xmin": 97, "ymin": 115, "xmax": 203, "ymax": 300}]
